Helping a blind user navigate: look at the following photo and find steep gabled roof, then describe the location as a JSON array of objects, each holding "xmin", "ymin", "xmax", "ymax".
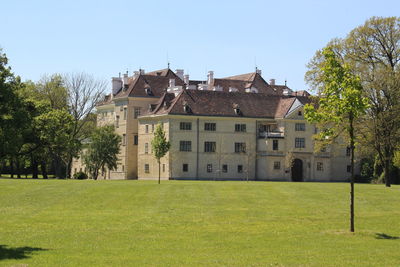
[
  {"xmin": 144, "ymin": 90, "xmax": 305, "ymax": 119},
  {"xmin": 208, "ymin": 72, "xmax": 277, "ymax": 95},
  {"xmin": 114, "ymin": 69, "xmax": 184, "ymax": 98}
]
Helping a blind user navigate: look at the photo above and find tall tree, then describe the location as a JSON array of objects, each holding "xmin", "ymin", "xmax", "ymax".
[
  {"xmin": 151, "ymin": 123, "xmax": 170, "ymax": 184},
  {"xmin": 83, "ymin": 125, "xmax": 121, "ymax": 180},
  {"xmin": 305, "ymin": 47, "xmax": 369, "ymax": 232},
  {"xmin": 306, "ymin": 17, "xmax": 400, "ymax": 187},
  {"xmin": 64, "ymin": 72, "xmax": 107, "ymax": 178}
]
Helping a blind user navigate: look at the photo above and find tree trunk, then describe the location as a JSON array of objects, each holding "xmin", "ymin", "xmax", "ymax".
[
  {"xmin": 384, "ymin": 158, "xmax": 391, "ymax": 187},
  {"xmin": 32, "ymin": 156, "xmax": 39, "ymax": 179},
  {"xmin": 349, "ymin": 113, "xmax": 355, "ymax": 233},
  {"xmin": 10, "ymin": 158, "xmax": 14, "ymax": 178},
  {"xmin": 16, "ymin": 158, "xmax": 21, "ymax": 179},
  {"xmin": 41, "ymin": 161, "xmax": 48, "ymax": 179},
  {"xmin": 158, "ymin": 160, "xmax": 161, "ymax": 184}
]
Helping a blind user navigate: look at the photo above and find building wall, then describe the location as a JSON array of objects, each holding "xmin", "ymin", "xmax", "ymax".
[{"xmin": 138, "ymin": 108, "xmax": 358, "ymax": 182}]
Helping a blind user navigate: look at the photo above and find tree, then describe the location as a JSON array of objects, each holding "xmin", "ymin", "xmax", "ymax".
[
  {"xmin": 306, "ymin": 17, "xmax": 400, "ymax": 187},
  {"xmin": 64, "ymin": 72, "xmax": 107, "ymax": 178},
  {"xmin": 83, "ymin": 125, "xmax": 121, "ymax": 180},
  {"xmin": 151, "ymin": 123, "xmax": 170, "ymax": 184},
  {"xmin": 304, "ymin": 47, "xmax": 369, "ymax": 232}
]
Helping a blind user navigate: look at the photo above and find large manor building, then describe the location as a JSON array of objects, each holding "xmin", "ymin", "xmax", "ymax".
[{"xmin": 72, "ymin": 68, "xmax": 357, "ymax": 181}]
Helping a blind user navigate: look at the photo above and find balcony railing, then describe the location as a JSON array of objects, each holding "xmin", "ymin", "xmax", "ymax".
[{"xmin": 258, "ymin": 131, "xmax": 284, "ymax": 138}]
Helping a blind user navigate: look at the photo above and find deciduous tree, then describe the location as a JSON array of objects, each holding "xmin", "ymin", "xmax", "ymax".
[
  {"xmin": 305, "ymin": 47, "xmax": 369, "ymax": 232},
  {"xmin": 151, "ymin": 123, "xmax": 170, "ymax": 184}
]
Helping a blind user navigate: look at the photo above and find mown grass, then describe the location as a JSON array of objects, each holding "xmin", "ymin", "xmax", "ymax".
[{"xmin": 0, "ymin": 179, "xmax": 399, "ymax": 266}]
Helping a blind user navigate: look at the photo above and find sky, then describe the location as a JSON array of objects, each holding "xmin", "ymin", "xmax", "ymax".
[{"xmin": 2, "ymin": 0, "xmax": 399, "ymax": 92}]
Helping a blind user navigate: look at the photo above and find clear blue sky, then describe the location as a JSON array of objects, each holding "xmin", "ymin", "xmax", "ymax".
[{"xmin": 2, "ymin": 0, "xmax": 399, "ymax": 92}]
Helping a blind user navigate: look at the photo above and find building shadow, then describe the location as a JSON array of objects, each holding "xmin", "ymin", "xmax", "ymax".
[
  {"xmin": 0, "ymin": 245, "xmax": 47, "ymax": 260},
  {"xmin": 375, "ymin": 233, "xmax": 400, "ymax": 240}
]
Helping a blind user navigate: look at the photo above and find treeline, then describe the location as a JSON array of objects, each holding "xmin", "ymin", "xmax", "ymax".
[
  {"xmin": 306, "ymin": 17, "xmax": 400, "ymax": 186},
  {"xmin": 0, "ymin": 49, "xmax": 106, "ymax": 178}
]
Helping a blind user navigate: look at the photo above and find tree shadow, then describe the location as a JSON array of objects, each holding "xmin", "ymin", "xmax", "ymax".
[
  {"xmin": 0, "ymin": 245, "xmax": 48, "ymax": 260},
  {"xmin": 375, "ymin": 233, "xmax": 400, "ymax": 240}
]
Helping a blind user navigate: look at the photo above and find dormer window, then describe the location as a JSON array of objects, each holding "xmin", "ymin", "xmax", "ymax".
[
  {"xmin": 233, "ymin": 103, "xmax": 242, "ymax": 116},
  {"xmin": 183, "ymin": 102, "xmax": 191, "ymax": 113},
  {"xmin": 298, "ymin": 110, "xmax": 302, "ymax": 116},
  {"xmin": 145, "ymin": 88, "xmax": 152, "ymax": 95}
]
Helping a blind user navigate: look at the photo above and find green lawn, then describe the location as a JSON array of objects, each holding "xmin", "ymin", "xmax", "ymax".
[{"xmin": 0, "ymin": 179, "xmax": 399, "ymax": 266}]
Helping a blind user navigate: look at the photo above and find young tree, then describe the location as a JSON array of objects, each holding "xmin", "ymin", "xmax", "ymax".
[
  {"xmin": 304, "ymin": 47, "xmax": 369, "ymax": 232},
  {"xmin": 151, "ymin": 123, "xmax": 170, "ymax": 184},
  {"xmin": 306, "ymin": 17, "xmax": 400, "ymax": 187},
  {"xmin": 83, "ymin": 125, "xmax": 121, "ymax": 180}
]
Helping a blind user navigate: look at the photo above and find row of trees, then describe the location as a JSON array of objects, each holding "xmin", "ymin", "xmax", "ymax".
[{"xmin": 0, "ymin": 49, "xmax": 106, "ymax": 179}]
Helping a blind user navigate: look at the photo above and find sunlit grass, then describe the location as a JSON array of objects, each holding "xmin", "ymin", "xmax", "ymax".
[{"xmin": 0, "ymin": 179, "xmax": 399, "ymax": 266}]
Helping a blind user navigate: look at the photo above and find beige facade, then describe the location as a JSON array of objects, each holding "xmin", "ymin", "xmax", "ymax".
[
  {"xmin": 72, "ymin": 68, "xmax": 358, "ymax": 182},
  {"xmin": 138, "ymin": 107, "xmax": 357, "ymax": 182}
]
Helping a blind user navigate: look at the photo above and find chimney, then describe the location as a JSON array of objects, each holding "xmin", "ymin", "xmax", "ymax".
[
  {"xmin": 256, "ymin": 68, "xmax": 262, "ymax": 75},
  {"xmin": 269, "ymin": 79, "xmax": 276, "ymax": 86},
  {"xmin": 139, "ymin": 69, "xmax": 145, "ymax": 75},
  {"xmin": 112, "ymin": 77, "xmax": 123, "ymax": 95},
  {"xmin": 184, "ymin": 74, "xmax": 189, "ymax": 85},
  {"xmin": 207, "ymin": 71, "xmax": 214, "ymax": 85},
  {"xmin": 123, "ymin": 73, "xmax": 129, "ymax": 87},
  {"xmin": 133, "ymin": 71, "xmax": 140, "ymax": 78},
  {"xmin": 169, "ymin": 78, "xmax": 175, "ymax": 88},
  {"xmin": 175, "ymin": 69, "xmax": 184, "ymax": 80}
]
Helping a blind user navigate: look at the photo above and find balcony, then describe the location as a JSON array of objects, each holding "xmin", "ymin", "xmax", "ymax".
[{"xmin": 258, "ymin": 131, "xmax": 284, "ymax": 139}]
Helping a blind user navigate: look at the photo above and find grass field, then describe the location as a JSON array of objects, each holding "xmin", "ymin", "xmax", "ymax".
[{"xmin": 0, "ymin": 179, "xmax": 399, "ymax": 266}]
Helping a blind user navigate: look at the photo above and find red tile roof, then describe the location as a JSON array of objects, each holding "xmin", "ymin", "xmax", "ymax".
[{"xmin": 144, "ymin": 90, "xmax": 311, "ymax": 119}]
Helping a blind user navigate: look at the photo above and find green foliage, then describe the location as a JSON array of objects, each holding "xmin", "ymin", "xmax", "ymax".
[
  {"xmin": 304, "ymin": 47, "xmax": 369, "ymax": 139},
  {"xmin": 0, "ymin": 180, "xmax": 400, "ymax": 266},
  {"xmin": 151, "ymin": 123, "xmax": 170, "ymax": 161},
  {"xmin": 73, "ymin": 171, "xmax": 87, "ymax": 180},
  {"xmin": 83, "ymin": 125, "xmax": 121, "ymax": 180}
]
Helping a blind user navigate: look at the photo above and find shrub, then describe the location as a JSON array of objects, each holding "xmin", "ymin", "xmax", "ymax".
[{"xmin": 73, "ymin": 171, "xmax": 88, "ymax": 180}]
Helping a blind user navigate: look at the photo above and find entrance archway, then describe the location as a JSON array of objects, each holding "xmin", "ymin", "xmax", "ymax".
[{"xmin": 291, "ymin": 158, "xmax": 303, "ymax": 182}]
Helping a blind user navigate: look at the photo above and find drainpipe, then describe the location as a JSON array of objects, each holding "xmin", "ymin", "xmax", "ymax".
[
  {"xmin": 255, "ymin": 120, "xmax": 258, "ymax": 181},
  {"xmin": 196, "ymin": 118, "xmax": 199, "ymax": 180}
]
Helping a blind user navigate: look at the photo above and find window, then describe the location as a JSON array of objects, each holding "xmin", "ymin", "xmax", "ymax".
[
  {"xmin": 273, "ymin": 140, "xmax": 279, "ymax": 151},
  {"xmin": 204, "ymin": 142, "xmax": 216, "ymax": 152},
  {"xmin": 346, "ymin": 146, "xmax": 351, "ymax": 156},
  {"xmin": 222, "ymin": 164, "xmax": 228, "ymax": 173},
  {"xmin": 123, "ymin": 107, "xmax": 127, "ymax": 120},
  {"xmin": 145, "ymin": 125, "xmax": 149, "ymax": 133},
  {"xmin": 207, "ymin": 164, "xmax": 213, "ymax": 173},
  {"xmin": 116, "ymin": 115, "xmax": 120, "ymax": 128},
  {"xmin": 145, "ymin": 143, "xmax": 149, "ymax": 154},
  {"xmin": 273, "ymin": 161, "xmax": 281, "ymax": 170},
  {"xmin": 234, "ymin": 142, "xmax": 246, "ymax": 153},
  {"xmin": 298, "ymin": 111, "xmax": 302, "ymax": 116},
  {"xmin": 347, "ymin": 165, "xmax": 351, "ymax": 173},
  {"xmin": 317, "ymin": 162, "xmax": 324, "ymax": 171},
  {"xmin": 134, "ymin": 135, "xmax": 138, "ymax": 145},
  {"xmin": 151, "ymin": 124, "xmax": 154, "ymax": 133},
  {"xmin": 144, "ymin": 164, "xmax": 149, "ymax": 173},
  {"xmin": 183, "ymin": 164, "xmax": 188, "ymax": 172},
  {"xmin": 314, "ymin": 127, "xmax": 318, "ymax": 134},
  {"xmin": 237, "ymin": 165, "xmax": 243, "ymax": 173},
  {"xmin": 180, "ymin": 122, "xmax": 192, "ymax": 130},
  {"xmin": 235, "ymin": 124, "xmax": 246, "ymax": 132},
  {"xmin": 134, "ymin": 107, "xmax": 141, "ymax": 119},
  {"xmin": 120, "ymin": 106, "xmax": 123, "ymax": 112},
  {"xmin": 295, "ymin": 123, "xmax": 305, "ymax": 131},
  {"xmin": 162, "ymin": 164, "xmax": 165, "ymax": 172},
  {"xmin": 295, "ymin": 138, "xmax": 305, "ymax": 148},
  {"xmin": 122, "ymin": 134, "xmax": 126, "ymax": 146},
  {"xmin": 122, "ymin": 165, "xmax": 125, "ymax": 172},
  {"xmin": 204, "ymin": 123, "xmax": 216, "ymax": 131},
  {"xmin": 179, "ymin": 141, "xmax": 192, "ymax": 152}
]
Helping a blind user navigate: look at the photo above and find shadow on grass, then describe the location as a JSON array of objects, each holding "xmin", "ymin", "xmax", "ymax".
[
  {"xmin": 375, "ymin": 233, "xmax": 400, "ymax": 240},
  {"xmin": 0, "ymin": 245, "xmax": 48, "ymax": 260}
]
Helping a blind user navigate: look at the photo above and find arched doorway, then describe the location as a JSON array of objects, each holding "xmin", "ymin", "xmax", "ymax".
[{"xmin": 291, "ymin": 159, "xmax": 303, "ymax": 182}]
